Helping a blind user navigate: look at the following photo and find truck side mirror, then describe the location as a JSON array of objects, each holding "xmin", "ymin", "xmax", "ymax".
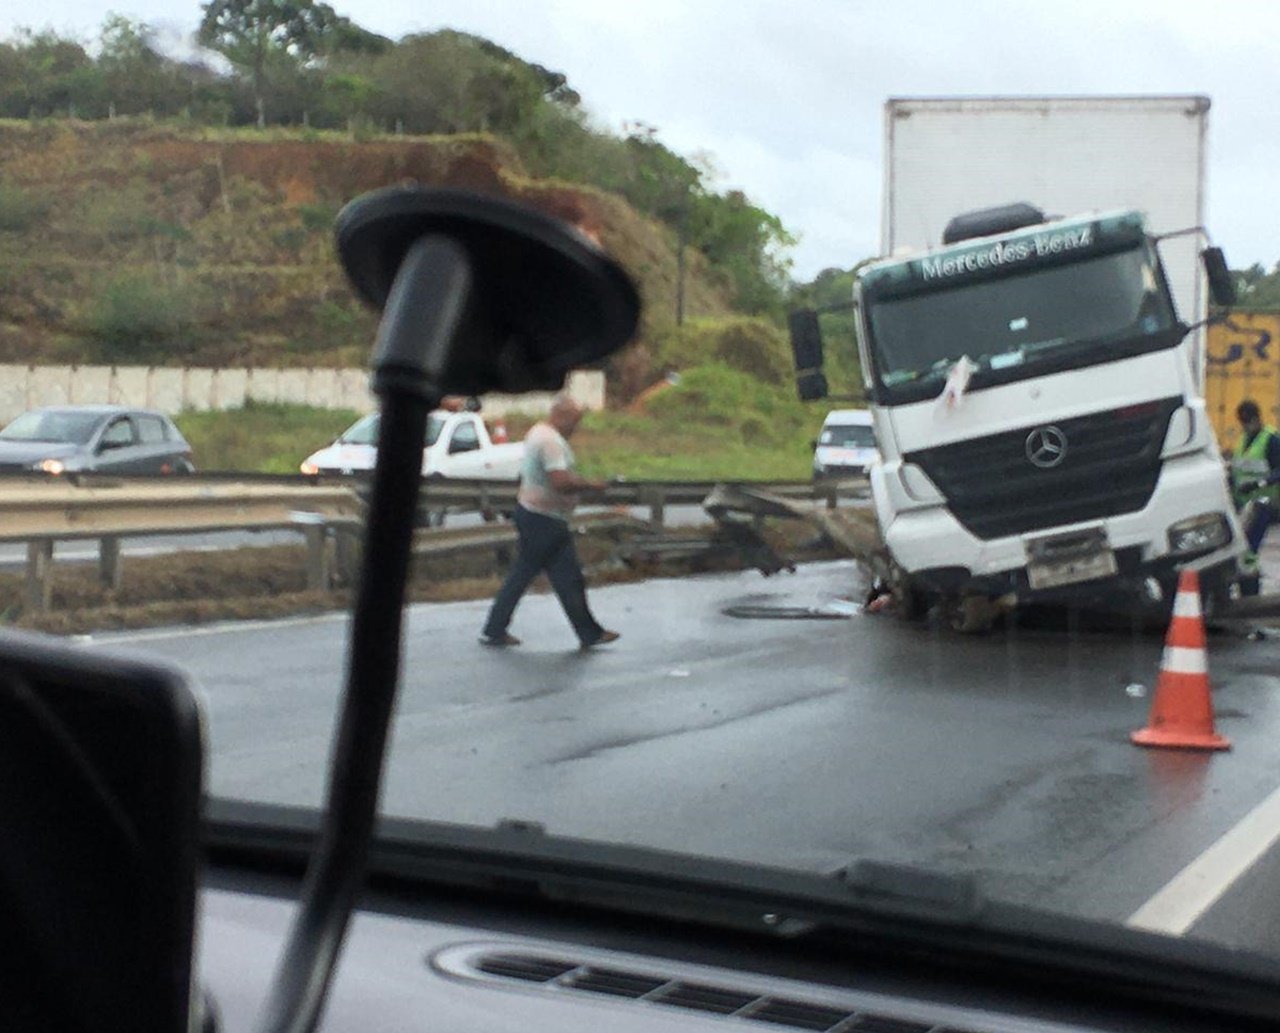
[
  {"xmin": 789, "ymin": 309, "xmax": 829, "ymax": 401},
  {"xmin": 0, "ymin": 630, "xmax": 203, "ymax": 1032},
  {"xmin": 1201, "ymin": 247, "xmax": 1237, "ymax": 307}
]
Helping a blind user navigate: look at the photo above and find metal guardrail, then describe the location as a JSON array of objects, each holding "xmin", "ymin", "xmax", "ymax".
[
  {"xmin": 0, "ymin": 480, "xmax": 363, "ymax": 611},
  {"xmin": 0, "ymin": 473, "xmax": 868, "ymax": 612}
]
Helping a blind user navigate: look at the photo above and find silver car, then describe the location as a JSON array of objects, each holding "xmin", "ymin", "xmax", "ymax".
[{"xmin": 0, "ymin": 405, "xmax": 195, "ymax": 476}]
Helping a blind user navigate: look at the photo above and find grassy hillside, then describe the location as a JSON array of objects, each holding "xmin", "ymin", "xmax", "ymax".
[
  {"xmin": 179, "ymin": 373, "xmax": 821, "ymax": 482},
  {"xmin": 0, "ymin": 119, "xmax": 737, "ymax": 373}
]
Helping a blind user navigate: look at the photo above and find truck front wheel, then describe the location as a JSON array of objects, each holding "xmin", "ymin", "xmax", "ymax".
[{"xmin": 885, "ymin": 566, "xmax": 930, "ymax": 622}]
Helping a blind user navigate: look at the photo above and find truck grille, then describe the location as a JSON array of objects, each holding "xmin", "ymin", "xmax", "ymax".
[{"xmin": 905, "ymin": 397, "xmax": 1180, "ymax": 540}]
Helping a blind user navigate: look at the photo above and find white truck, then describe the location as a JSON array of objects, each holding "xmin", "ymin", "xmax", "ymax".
[
  {"xmin": 792, "ymin": 95, "xmax": 1243, "ymax": 619},
  {"xmin": 812, "ymin": 409, "xmax": 879, "ymax": 482},
  {"xmin": 301, "ymin": 409, "xmax": 524, "ymax": 523},
  {"xmin": 301, "ymin": 409, "xmax": 523, "ymax": 480}
]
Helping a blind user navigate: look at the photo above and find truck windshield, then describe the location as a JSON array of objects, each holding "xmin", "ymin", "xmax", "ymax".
[
  {"xmin": 868, "ymin": 246, "xmax": 1177, "ymax": 402},
  {"xmin": 339, "ymin": 414, "xmax": 445, "ymax": 447},
  {"xmin": 821, "ymin": 424, "xmax": 875, "ymax": 448}
]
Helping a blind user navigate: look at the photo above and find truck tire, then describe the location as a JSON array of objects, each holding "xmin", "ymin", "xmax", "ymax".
[
  {"xmin": 1155, "ymin": 564, "xmax": 1234, "ymax": 622},
  {"xmin": 886, "ymin": 566, "xmax": 930, "ymax": 622}
]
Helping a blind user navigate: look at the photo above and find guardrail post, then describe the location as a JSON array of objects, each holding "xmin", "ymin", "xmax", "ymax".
[
  {"xmin": 826, "ymin": 483, "xmax": 838, "ymax": 509},
  {"xmin": 25, "ymin": 540, "xmax": 54, "ymax": 613},
  {"xmin": 334, "ymin": 527, "xmax": 361, "ymax": 587},
  {"xmin": 304, "ymin": 524, "xmax": 329, "ymax": 591},
  {"xmin": 646, "ymin": 487, "xmax": 666, "ymax": 528},
  {"xmin": 99, "ymin": 535, "xmax": 122, "ymax": 590}
]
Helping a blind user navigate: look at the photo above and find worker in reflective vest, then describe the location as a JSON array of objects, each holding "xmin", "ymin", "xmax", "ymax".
[{"xmin": 1232, "ymin": 399, "xmax": 1280, "ymax": 594}]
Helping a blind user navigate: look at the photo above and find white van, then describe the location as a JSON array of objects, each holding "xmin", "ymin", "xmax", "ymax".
[{"xmin": 812, "ymin": 409, "xmax": 879, "ymax": 481}]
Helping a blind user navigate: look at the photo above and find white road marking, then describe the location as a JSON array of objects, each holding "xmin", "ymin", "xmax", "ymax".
[
  {"xmin": 92, "ymin": 611, "xmax": 349, "ymax": 644},
  {"xmin": 1128, "ymin": 782, "xmax": 1280, "ymax": 934}
]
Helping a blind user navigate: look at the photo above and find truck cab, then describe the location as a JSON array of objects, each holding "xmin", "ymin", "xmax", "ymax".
[{"xmin": 795, "ymin": 203, "xmax": 1243, "ymax": 618}]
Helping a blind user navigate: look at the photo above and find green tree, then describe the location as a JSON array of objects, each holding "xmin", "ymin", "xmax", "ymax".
[
  {"xmin": 97, "ymin": 14, "xmax": 180, "ymax": 117},
  {"xmin": 694, "ymin": 189, "xmax": 794, "ymax": 318},
  {"xmin": 198, "ymin": 0, "xmax": 353, "ymax": 127},
  {"xmin": 357, "ymin": 31, "xmax": 547, "ymax": 135},
  {"xmin": 1233, "ymin": 262, "xmax": 1280, "ymax": 310},
  {"xmin": 0, "ymin": 29, "xmax": 95, "ymax": 117}
]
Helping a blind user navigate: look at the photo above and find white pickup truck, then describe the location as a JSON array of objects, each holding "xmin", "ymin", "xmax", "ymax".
[
  {"xmin": 301, "ymin": 410, "xmax": 524, "ymax": 524},
  {"xmin": 300, "ymin": 409, "xmax": 523, "ymax": 480}
]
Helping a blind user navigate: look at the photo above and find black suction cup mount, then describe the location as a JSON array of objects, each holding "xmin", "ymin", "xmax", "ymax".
[{"xmin": 335, "ymin": 186, "xmax": 641, "ymax": 396}]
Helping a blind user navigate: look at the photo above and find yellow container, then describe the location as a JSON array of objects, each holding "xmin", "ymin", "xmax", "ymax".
[{"xmin": 1205, "ymin": 312, "xmax": 1280, "ymax": 453}]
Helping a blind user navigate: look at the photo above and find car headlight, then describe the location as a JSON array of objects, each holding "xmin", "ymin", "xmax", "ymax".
[
  {"xmin": 1167, "ymin": 513, "xmax": 1231, "ymax": 554},
  {"xmin": 36, "ymin": 458, "xmax": 65, "ymax": 475},
  {"xmin": 300, "ymin": 460, "xmax": 320, "ymax": 475}
]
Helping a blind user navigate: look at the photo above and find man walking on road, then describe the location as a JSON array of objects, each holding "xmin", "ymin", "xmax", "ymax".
[
  {"xmin": 1232, "ymin": 399, "xmax": 1280, "ymax": 595},
  {"xmin": 480, "ymin": 397, "xmax": 620, "ymax": 649}
]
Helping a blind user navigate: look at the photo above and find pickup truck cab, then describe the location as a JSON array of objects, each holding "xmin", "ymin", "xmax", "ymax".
[{"xmin": 300, "ymin": 409, "xmax": 524, "ymax": 480}]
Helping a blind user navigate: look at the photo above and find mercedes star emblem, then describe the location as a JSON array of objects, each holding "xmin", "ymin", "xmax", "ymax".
[{"xmin": 1025, "ymin": 426, "xmax": 1067, "ymax": 469}]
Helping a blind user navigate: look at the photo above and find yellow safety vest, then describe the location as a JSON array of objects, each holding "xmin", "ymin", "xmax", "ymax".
[{"xmin": 1233, "ymin": 426, "xmax": 1280, "ymax": 507}]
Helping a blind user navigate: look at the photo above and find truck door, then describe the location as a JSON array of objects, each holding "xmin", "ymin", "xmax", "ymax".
[{"xmin": 441, "ymin": 418, "xmax": 483, "ymax": 477}]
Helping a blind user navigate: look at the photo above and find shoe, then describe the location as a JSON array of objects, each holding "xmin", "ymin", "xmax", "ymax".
[
  {"xmin": 581, "ymin": 630, "xmax": 621, "ymax": 650},
  {"xmin": 479, "ymin": 632, "xmax": 521, "ymax": 647}
]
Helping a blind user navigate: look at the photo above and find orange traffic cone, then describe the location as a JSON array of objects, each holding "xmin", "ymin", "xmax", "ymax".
[
  {"xmin": 1131, "ymin": 569, "xmax": 1230, "ymax": 751},
  {"xmin": 491, "ymin": 419, "xmax": 508, "ymax": 444}
]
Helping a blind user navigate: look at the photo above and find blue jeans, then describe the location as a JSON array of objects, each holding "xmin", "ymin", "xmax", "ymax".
[{"xmin": 483, "ymin": 505, "xmax": 605, "ymax": 645}]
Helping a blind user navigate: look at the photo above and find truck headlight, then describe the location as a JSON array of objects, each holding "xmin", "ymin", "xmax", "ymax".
[
  {"xmin": 1167, "ymin": 513, "xmax": 1231, "ymax": 554},
  {"xmin": 36, "ymin": 458, "xmax": 65, "ymax": 475},
  {"xmin": 300, "ymin": 460, "xmax": 320, "ymax": 475}
]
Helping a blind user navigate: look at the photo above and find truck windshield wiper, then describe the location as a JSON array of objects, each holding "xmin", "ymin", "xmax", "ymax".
[{"xmin": 883, "ymin": 356, "xmax": 961, "ymax": 387}]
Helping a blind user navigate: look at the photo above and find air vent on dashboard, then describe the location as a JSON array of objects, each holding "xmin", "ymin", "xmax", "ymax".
[{"xmin": 470, "ymin": 951, "xmax": 967, "ymax": 1032}]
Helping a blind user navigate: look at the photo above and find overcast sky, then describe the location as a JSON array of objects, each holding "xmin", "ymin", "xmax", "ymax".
[{"xmin": 4, "ymin": 1, "xmax": 1278, "ymax": 279}]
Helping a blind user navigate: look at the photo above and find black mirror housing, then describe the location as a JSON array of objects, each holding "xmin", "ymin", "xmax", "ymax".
[
  {"xmin": 1202, "ymin": 246, "xmax": 1237, "ymax": 307},
  {"xmin": 788, "ymin": 309, "xmax": 825, "ymax": 372},
  {"xmin": 789, "ymin": 309, "xmax": 829, "ymax": 401},
  {"xmin": 797, "ymin": 371, "xmax": 830, "ymax": 402},
  {"xmin": 336, "ymin": 187, "xmax": 641, "ymax": 396},
  {"xmin": 0, "ymin": 630, "xmax": 203, "ymax": 1032}
]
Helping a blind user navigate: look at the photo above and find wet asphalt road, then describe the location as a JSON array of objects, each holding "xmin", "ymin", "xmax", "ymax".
[{"xmin": 91, "ymin": 559, "xmax": 1280, "ymax": 956}]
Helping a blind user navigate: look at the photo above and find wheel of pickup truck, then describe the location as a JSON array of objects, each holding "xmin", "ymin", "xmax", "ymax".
[
  {"xmin": 414, "ymin": 505, "xmax": 447, "ymax": 528},
  {"xmin": 415, "ymin": 472, "xmax": 448, "ymax": 527}
]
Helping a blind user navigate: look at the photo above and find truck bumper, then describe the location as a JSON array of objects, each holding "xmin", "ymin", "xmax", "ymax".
[{"xmin": 880, "ymin": 451, "xmax": 1244, "ymax": 602}]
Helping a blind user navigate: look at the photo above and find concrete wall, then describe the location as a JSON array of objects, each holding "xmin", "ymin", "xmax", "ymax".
[{"xmin": 0, "ymin": 366, "xmax": 605, "ymax": 424}]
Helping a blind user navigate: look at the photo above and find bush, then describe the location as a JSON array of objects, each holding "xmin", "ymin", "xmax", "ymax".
[
  {"xmin": 82, "ymin": 273, "xmax": 199, "ymax": 362},
  {"xmin": 175, "ymin": 402, "xmax": 361, "ymax": 472},
  {"xmin": 644, "ymin": 362, "xmax": 812, "ymax": 450},
  {"xmin": 652, "ymin": 317, "xmax": 790, "ymax": 382},
  {"xmin": 0, "ymin": 185, "xmax": 52, "ymax": 232}
]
